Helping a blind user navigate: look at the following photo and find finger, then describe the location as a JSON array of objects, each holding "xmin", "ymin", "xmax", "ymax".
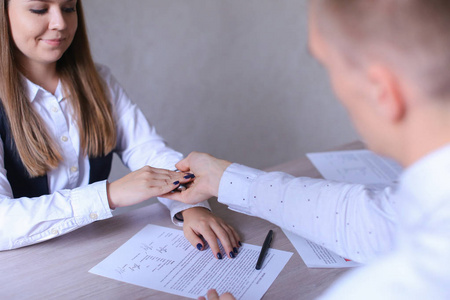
[
  {"xmin": 141, "ymin": 167, "xmax": 191, "ymax": 184},
  {"xmin": 206, "ymin": 289, "xmax": 220, "ymax": 300},
  {"xmin": 210, "ymin": 224, "xmax": 236, "ymax": 259},
  {"xmin": 222, "ymin": 223, "xmax": 240, "ymax": 249},
  {"xmin": 229, "ymin": 225, "xmax": 242, "ymax": 248},
  {"xmin": 140, "ymin": 177, "xmax": 180, "ymax": 189},
  {"xmin": 184, "ymin": 227, "xmax": 205, "ymax": 251},
  {"xmin": 161, "ymin": 184, "xmax": 202, "ymax": 204},
  {"xmin": 200, "ymin": 226, "xmax": 223, "ymax": 260},
  {"xmin": 198, "ymin": 297, "xmax": 206, "ymax": 300},
  {"xmin": 145, "ymin": 166, "xmax": 183, "ymax": 175},
  {"xmin": 161, "ymin": 182, "xmax": 193, "ymax": 200},
  {"xmin": 221, "ymin": 224, "xmax": 239, "ymax": 255},
  {"xmin": 221, "ymin": 292, "xmax": 236, "ymax": 300},
  {"xmin": 143, "ymin": 174, "xmax": 191, "ymax": 189},
  {"xmin": 152, "ymin": 181, "xmax": 191, "ymax": 197}
]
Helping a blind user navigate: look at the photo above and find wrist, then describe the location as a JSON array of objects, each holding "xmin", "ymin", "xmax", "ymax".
[
  {"xmin": 106, "ymin": 181, "xmax": 116, "ymax": 209},
  {"xmin": 210, "ymin": 159, "xmax": 232, "ymax": 197}
]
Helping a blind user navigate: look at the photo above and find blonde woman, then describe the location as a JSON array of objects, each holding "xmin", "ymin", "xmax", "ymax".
[{"xmin": 0, "ymin": 0, "xmax": 240, "ymax": 260}]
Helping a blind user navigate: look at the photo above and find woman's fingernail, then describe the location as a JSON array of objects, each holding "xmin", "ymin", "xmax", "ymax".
[
  {"xmin": 229, "ymin": 252, "xmax": 235, "ymax": 258},
  {"xmin": 217, "ymin": 253, "xmax": 223, "ymax": 260},
  {"xmin": 233, "ymin": 247, "xmax": 238, "ymax": 254},
  {"xmin": 238, "ymin": 241, "xmax": 242, "ymax": 247},
  {"xmin": 184, "ymin": 173, "xmax": 195, "ymax": 179},
  {"xmin": 197, "ymin": 243, "xmax": 203, "ymax": 250},
  {"xmin": 173, "ymin": 181, "xmax": 180, "ymax": 185}
]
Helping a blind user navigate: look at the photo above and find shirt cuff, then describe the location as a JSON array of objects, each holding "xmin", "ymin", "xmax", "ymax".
[
  {"xmin": 71, "ymin": 180, "xmax": 113, "ymax": 226},
  {"xmin": 218, "ymin": 163, "xmax": 266, "ymax": 215},
  {"xmin": 157, "ymin": 197, "xmax": 212, "ymax": 226}
]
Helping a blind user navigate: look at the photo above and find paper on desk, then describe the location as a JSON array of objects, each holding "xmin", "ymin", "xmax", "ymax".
[
  {"xmin": 283, "ymin": 149, "xmax": 402, "ymax": 268},
  {"xmin": 283, "ymin": 230, "xmax": 361, "ymax": 268},
  {"xmin": 89, "ymin": 224, "xmax": 292, "ymax": 300},
  {"xmin": 306, "ymin": 149, "xmax": 402, "ymax": 189}
]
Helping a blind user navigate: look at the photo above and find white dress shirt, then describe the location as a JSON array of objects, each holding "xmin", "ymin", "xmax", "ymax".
[
  {"xmin": 218, "ymin": 145, "xmax": 450, "ymax": 299},
  {"xmin": 0, "ymin": 64, "xmax": 209, "ymax": 251}
]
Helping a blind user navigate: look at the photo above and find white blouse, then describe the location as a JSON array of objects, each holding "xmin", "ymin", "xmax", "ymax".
[{"xmin": 0, "ymin": 64, "xmax": 209, "ymax": 251}]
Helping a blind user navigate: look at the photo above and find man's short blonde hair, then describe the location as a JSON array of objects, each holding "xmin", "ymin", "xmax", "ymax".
[{"xmin": 312, "ymin": 0, "xmax": 450, "ymax": 100}]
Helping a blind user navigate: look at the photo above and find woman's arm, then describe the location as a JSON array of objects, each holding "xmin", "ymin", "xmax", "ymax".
[{"xmin": 99, "ymin": 65, "xmax": 241, "ymax": 258}]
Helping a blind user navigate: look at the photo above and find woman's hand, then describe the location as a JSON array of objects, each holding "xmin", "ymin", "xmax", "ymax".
[
  {"xmin": 198, "ymin": 289, "xmax": 236, "ymax": 300},
  {"xmin": 107, "ymin": 166, "xmax": 193, "ymax": 209},
  {"xmin": 181, "ymin": 207, "xmax": 241, "ymax": 260}
]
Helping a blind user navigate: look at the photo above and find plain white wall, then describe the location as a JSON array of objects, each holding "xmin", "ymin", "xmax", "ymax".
[{"xmin": 83, "ymin": 0, "xmax": 358, "ymax": 183}]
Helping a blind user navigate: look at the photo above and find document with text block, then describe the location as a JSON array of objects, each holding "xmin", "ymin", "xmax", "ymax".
[{"xmin": 89, "ymin": 224, "xmax": 292, "ymax": 299}]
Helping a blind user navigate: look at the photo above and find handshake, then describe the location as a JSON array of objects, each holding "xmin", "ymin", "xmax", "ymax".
[{"xmin": 107, "ymin": 152, "xmax": 232, "ymax": 210}]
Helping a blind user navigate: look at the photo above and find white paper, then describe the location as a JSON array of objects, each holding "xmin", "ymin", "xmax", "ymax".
[
  {"xmin": 90, "ymin": 224, "xmax": 293, "ymax": 299},
  {"xmin": 283, "ymin": 230, "xmax": 360, "ymax": 268},
  {"xmin": 306, "ymin": 149, "xmax": 402, "ymax": 189},
  {"xmin": 283, "ymin": 149, "xmax": 402, "ymax": 268}
]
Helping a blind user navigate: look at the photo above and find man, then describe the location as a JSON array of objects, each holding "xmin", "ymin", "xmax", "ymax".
[{"xmin": 168, "ymin": 0, "xmax": 450, "ymax": 298}]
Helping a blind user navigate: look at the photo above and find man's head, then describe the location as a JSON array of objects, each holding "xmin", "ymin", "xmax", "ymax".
[{"xmin": 308, "ymin": 0, "xmax": 450, "ymax": 165}]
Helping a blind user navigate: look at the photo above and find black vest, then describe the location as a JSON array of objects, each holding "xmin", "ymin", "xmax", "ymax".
[{"xmin": 0, "ymin": 101, "xmax": 112, "ymax": 198}]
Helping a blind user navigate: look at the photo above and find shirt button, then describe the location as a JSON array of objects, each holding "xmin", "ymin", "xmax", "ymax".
[
  {"xmin": 90, "ymin": 213, "xmax": 99, "ymax": 220},
  {"xmin": 51, "ymin": 106, "xmax": 59, "ymax": 113},
  {"xmin": 61, "ymin": 136, "xmax": 68, "ymax": 142},
  {"xmin": 51, "ymin": 228, "xmax": 59, "ymax": 235},
  {"xmin": 70, "ymin": 166, "xmax": 78, "ymax": 173}
]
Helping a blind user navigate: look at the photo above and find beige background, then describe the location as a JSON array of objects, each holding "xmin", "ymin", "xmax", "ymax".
[{"xmin": 82, "ymin": 0, "xmax": 358, "ymax": 186}]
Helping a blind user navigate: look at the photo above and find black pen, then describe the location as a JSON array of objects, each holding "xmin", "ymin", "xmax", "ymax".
[{"xmin": 255, "ymin": 229, "xmax": 273, "ymax": 270}]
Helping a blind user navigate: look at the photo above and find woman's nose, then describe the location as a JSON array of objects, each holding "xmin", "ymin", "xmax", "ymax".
[{"xmin": 48, "ymin": 8, "xmax": 67, "ymax": 31}]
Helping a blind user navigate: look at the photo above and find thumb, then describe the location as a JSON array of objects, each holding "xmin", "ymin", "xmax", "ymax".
[{"xmin": 175, "ymin": 157, "xmax": 190, "ymax": 173}]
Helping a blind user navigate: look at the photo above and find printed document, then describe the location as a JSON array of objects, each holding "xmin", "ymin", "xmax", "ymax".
[
  {"xmin": 306, "ymin": 149, "xmax": 402, "ymax": 189},
  {"xmin": 283, "ymin": 149, "xmax": 402, "ymax": 268},
  {"xmin": 90, "ymin": 224, "xmax": 292, "ymax": 299}
]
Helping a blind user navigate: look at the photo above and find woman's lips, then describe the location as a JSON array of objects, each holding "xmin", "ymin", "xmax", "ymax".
[{"xmin": 41, "ymin": 38, "xmax": 65, "ymax": 47}]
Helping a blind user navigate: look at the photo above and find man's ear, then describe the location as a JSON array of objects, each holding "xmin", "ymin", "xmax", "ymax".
[{"xmin": 367, "ymin": 64, "xmax": 406, "ymax": 122}]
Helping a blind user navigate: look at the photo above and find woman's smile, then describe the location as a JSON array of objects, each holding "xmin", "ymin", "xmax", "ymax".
[{"xmin": 40, "ymin": 37, "xmax": 66, "ymax": 47}]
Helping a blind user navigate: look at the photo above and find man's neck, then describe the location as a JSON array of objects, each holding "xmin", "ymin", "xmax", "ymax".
[{"xmin": 393, "ymin": 103, "xmax": 450, "ymax": 167}]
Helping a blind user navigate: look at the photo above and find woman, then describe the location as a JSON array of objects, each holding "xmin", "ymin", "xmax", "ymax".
[{"xmin": 0, "ymin": 0, "xmax": 240, "ymax": 260}]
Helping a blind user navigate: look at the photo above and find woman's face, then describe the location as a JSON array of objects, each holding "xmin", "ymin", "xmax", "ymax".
[{"xmin": 7, "ymin": 0, "xmax": 78, "ymax": 71}]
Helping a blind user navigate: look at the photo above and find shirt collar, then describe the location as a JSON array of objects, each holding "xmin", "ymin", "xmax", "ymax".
[
  {"xmin": 22, "ymin": 75, "xmax": 65, "ymax": 103},
  {"xmin": 396, "ymin": 143, "xmax": 450, "ymax": 220}
]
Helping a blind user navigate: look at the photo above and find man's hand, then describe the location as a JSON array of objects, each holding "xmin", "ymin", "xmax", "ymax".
[{"xmin": 163, "ymin": 152, "xmax": 232, "ymax": 204}]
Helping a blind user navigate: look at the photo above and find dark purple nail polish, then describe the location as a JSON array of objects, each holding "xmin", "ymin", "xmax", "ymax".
[
  {"xmin": 229, "ymin": 252, "xmax": 235, "ymax": 258},
  {"xmin": 184, "ymin": 173, "xmax": 196, "ymax": 179},
  {"xmin": 217, "ymin": 253, "xmax": 223, "ymax": 260},
  {"xmin": 197, "ymin": 243, "xmax": 202, "ymax": 250},
  {"xmin": 238, "ymin": 241, "xmax": 242, "ymax": 247},
  {"xmin": 173, "ymin": 181, "xmax": 180, "ymax": 185},
  {"xmin": 233, "ymin": 247, "xmax": 238, "ymax": 254}
]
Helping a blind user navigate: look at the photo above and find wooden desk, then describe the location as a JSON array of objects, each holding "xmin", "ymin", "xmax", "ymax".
[{"xmin": 0, "ymin": 141, "xmax": 364, "ymax": 299}]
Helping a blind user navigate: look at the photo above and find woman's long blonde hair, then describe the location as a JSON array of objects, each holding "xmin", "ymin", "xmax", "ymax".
[{"xmin": 0, "ymin": 0, "xmax": 116, "ymax": 177}]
